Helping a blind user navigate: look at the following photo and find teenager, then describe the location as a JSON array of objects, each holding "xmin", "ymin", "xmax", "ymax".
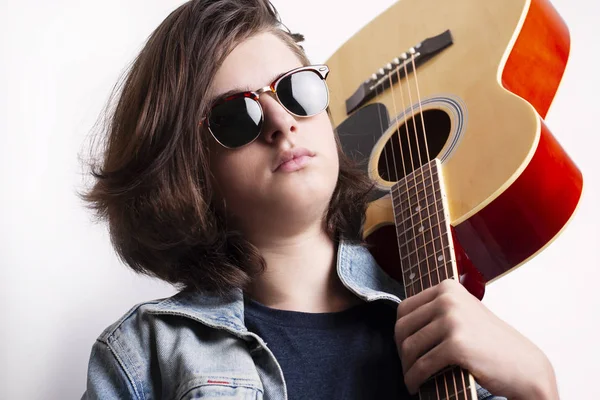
[{"xmin": 81, "ymin": 1, "xmax": 559, "ymax": 398}]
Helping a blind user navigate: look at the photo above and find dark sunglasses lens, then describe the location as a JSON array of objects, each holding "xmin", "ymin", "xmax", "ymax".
[
  {"xmin": 277, "ymin": 70, "xmax": 328, "ymax": 117},
  {"xmin": 208, "ymin": 96, "xmax": 262, "ymax": 148}
]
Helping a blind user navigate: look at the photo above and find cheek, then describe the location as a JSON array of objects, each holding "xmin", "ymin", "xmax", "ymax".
[
  {"xmin": 304, "ymin": 115, "xmax": 340, "ymax": 199},
  {"xmin": 314, "ymin": 114, "xmax": 340, "ymax": 168},
  {"xmin": 210, "ymin": 149, "xmax": 260, "ymax": 201}
]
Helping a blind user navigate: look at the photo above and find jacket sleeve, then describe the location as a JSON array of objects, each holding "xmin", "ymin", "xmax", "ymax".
[{"xmin": 81, "ymin": 339, "xmax": 141, "ymax": 400}]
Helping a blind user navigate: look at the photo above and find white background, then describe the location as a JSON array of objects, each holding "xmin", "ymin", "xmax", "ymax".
[{"xmin": 1, "ymin": 0, "xmax": 598, "ymax": 399}]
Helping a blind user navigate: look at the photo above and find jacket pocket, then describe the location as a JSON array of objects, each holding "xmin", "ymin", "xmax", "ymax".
[{"xmin": 178, "ymin": 376, "xmax": 263, "ymax": 400}]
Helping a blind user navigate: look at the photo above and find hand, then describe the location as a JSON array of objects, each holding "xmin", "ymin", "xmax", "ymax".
[{"xmin": 394, "ymin": 279, "xmax": 559, "ymax": 399}]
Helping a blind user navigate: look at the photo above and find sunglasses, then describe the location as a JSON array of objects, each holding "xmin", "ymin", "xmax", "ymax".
[{"xmin": 201, "ymin": 65, "xmax": 330, "ymax": 149}]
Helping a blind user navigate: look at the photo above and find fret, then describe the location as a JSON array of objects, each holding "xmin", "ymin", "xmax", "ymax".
[
  {"xmin": 392, "ymin": 171, "xmax": 439, "ymax": 200},
  {"xmin": 403, "ymin": 262, "xmax": 454, "ymax": 296},
  {"xmin": 398, "ymin": 231, "xmax": 450, "ymax": 261},
  {"xmin": 446, "ymin": 366, "xmax": 458, "ymax": 400},
  {"xmin": 394, "ymin": 196, "xmax": 442, "ymax": 226},
  {"xmin": 395, "ymin": 203, "xmax": 443, "ymax": 233},
  {"xmin": 392, "ymin": 180, "xmax": 440, "ymax": 203},
  {"xmin": 445, "ymin": 391, "xmax": 466, "ymax": 400},
  {"xmin": 391, "ymin": 185, "xmax": 442, "ymax": 210},
  {"xmin": 392, "ymin": 173, "xmax": 435, "ymax": 195},
  {"xmin": 403, "ymin": 266, "xmax": 434, "ymax": 295},
  {"xmin": 403, "ymin": 263, "xmax": 450, "ymax": 293},
  {"xmin": 422, "ymin": 270, "xmax": 431, "ymax": 291},
  {"xmin": 394, "ymin": 199, "xmax": 444, "ymax": 229},
  {"xmin": 397, "ymin": 218, "xmax": 447, "ymax": 249},
  {"xmin": 392, "ymin": 184, "xmax": 442, "ymax": 216},
  {"xmin": 456, "ymin": 368, "xmax": 471, "ymax": 400},
  {"xmin": 393, "ymin": 173, "xmax": 437, "ymax": 204},
  {"xmin": 401, "ymin": 247, "xmax": 452, "ymax": 287},
  {"xmin": 391, "ymin": 164, "xmax": 438, "ymax": 190},
  {"xmin": 405, "ymin": 278, "xmax": 421, "ymax": 298},
  {"xmin": 400, "ymin": 243, "xmax": 452, "ymax": 271},
  {"xmin": 420, "ymin": 366, "xmax": 475, "ymax": 400},
  {"xmin": 430, "ymin": 366, "xmax": 461, "ymax": 382},
  {"xmin": 402, "ymin": 247, "xmax": 454, "ymax": 293},
  {"xmin": 393, "ymin": 161, "xmax": 436, "ymax": 186}
]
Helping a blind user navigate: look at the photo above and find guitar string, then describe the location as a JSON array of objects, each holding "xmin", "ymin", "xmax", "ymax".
[
  {"xmin": 409, "ymin": 49, "xmax": 463, "ymax": 400},
  {"xmin": 401, "ymin": 52, "xmax": 437, "ymax": 295},
  {"xmin": 440, "ymin": 372, "xmax": 451, "ymax": 400},
  {"xmin": 384, "ymin": 66, "xmax": 425, "ymax": 400},
  {"xmin": 456, "ymin": 366, "xmax": 471, "ymax": 400},
  {"xmin": 374, "ymin": 76, "xmax": 393, "ymax": 186},
  {"xmin": 406, "ymin": 48, "xmax": 456, "ymax": 400},
  {"xmin": 398, "ymin": 55, "xmax": 438, "ymax": 301},
  {"xmin": 446, "ymin": 368, "xmax": 457, "ymax": 400},
  {"xmin": 401, "ymin": 53, "xmax": 448, "ymax": 399},
  {"xmin": 383, "ymin": 70, "xmax": 405, "ymax": 183},
  {"xmin": 388, "ymin": 55, "xmax": 428, "ymax": 400},
  {"xmin": 409, "ymin": 47, "xmax": 467, "ymax": 400},
  {"xmin": 384, "ymin": 70, "xmax": 402, "ymax": 185},
  {"xmin": 381, "ymin": 47, "xmax": 471, "ymax": 400},
  {"xmin": 392, "ymin": 57, "xmax": 427, "ymax": 301}
]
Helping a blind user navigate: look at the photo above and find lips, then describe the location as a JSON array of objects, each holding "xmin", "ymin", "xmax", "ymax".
[{"xmin": 273, "ymin": 147, "xmax": 315, "ymax": 172}]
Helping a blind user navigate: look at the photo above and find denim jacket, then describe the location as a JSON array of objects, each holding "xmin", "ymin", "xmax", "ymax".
[{"xmin": 82, "ymin": 241, "xmax": 503, "ymax": 399}]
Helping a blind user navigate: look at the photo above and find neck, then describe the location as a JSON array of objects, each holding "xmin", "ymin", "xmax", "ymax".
[{"xmin": 244, "ymin": 224, "xmax": 362, "ymax": 313}]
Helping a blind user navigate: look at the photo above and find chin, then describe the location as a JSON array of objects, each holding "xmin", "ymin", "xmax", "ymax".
[{"xmin": 271, "ymin": 179, "xmax": 335, "ymax": 213}]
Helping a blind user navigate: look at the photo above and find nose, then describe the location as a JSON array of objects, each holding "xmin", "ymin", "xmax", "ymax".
[{"xmin": 259, "ymin": 93, "xmax": 298, "ymax": 145}]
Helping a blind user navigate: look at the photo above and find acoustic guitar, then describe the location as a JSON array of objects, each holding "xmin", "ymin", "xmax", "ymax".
[{"xmin": 324, "ymin": 0, "xmax": 583, "ymax": 398}]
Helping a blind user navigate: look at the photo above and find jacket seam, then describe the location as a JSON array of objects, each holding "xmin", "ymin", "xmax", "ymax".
[
  {"xmin": 99, "ymin": 301, "xmax": 162, "ymax": 341},
  {"xmin": 336, "ymin": 244, "xmax": 403, "ymax": 305},
  {"xmin": 148, "ymin": 310, "xmax": 283, "ymax": 399},
  {"xmin": 100, "ymin": 337, "xmax": 145, "ymax": 400},
  {"xmin": 176, "ymin": 377, "xmax": 264, "ymax": 400}
]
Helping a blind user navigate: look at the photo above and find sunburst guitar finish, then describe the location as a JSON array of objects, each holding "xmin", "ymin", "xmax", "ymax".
[
  {"xmin": 326, "ymin": 0, "xmax": 582, "ymax": 288},
  {"xmin": 326, "ymin": 0, "xmax": 582, "ymax": 397}
]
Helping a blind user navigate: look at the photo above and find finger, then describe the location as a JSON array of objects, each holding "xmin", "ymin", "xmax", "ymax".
[
  {"xmin": 398, "ymin": 315, "xmax": 448, "ymax": 375},
  {"xmin": 395, "ymin": 295, "xmax": 441, "ymax": 345},
  {"xmin": 396, "ymin": 284, "xmax": 439, "ymax": 320},
  {"xmin": 397, "ymin": 278, "xmax": 455, "ymax": 320},
  {"xmin": 403, "ymin": 337, "xmax": 466, "ymax": 395}
]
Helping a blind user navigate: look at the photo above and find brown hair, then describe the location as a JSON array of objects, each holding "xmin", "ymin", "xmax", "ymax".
[{"xmin": 83, "ymin": 0, "xmax": 373, "ymax": 296}]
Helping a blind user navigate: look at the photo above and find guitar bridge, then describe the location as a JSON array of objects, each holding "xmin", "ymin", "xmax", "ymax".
[{"xmin": 345, "ymin": 30, "xmax": 453, "ymax": 115}]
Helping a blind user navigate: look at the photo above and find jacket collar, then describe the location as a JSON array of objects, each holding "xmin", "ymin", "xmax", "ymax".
[{"xmin": 147, "ymin": 241, "xmax": 405, "ymax": 334}]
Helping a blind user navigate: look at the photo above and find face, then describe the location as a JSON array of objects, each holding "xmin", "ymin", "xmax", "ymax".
[{"xmin": 207, "ymin": 32, "xmax": 339, "ymax": 240}]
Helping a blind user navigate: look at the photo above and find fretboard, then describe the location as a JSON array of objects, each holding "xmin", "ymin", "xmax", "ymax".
[
  {"xmin": 391, "ymin": 159, "xmax": 456, "ymax": 297},
  {"xmin": 391, "ymin": 158, "xmax": 477, "ymax": 400}
]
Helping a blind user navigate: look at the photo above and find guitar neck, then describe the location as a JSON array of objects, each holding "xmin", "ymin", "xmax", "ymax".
[{"xmin": 391, "ymin": 158, "xmax": 477, "ymax": 400}]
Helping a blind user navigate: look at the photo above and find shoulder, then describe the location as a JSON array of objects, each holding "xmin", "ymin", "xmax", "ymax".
[
  {"xmin": 95, "ymin": 298, "xmax": 165, "ymax": 344},
  {"xmin": 84, "ymin": 292, "xmax": 264, "ymax": 400},
  {"xmin": 93, "ymin": 288, "xmax": 246, "ymax": 353},
  {"xmin": 83, "ymin": 297, "xmax": 169, "ymax": 399},
  {"xmin": 92, "ymin": 293, "xmax": 215, "ymax": 374},
  {"xmin": 89, "ymin": 298, "xmax": 173, "ymax": 392},
  {"xmin": 88, "ymin": 293, "xmax": 262, "ymax": 399},
  {"xmin": 97, "ymin": 299, "xmax": 167, "ymax": 345}
]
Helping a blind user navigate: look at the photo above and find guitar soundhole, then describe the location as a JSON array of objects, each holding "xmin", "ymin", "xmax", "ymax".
[{"xmin": 378, "ymin": 109, "xmax": 450, "ymax": 181}]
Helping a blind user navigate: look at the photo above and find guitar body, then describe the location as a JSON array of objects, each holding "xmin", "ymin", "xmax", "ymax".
[{"xmin": 325, "ymin": 0, "xmax": 583, "ymax": 288}]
